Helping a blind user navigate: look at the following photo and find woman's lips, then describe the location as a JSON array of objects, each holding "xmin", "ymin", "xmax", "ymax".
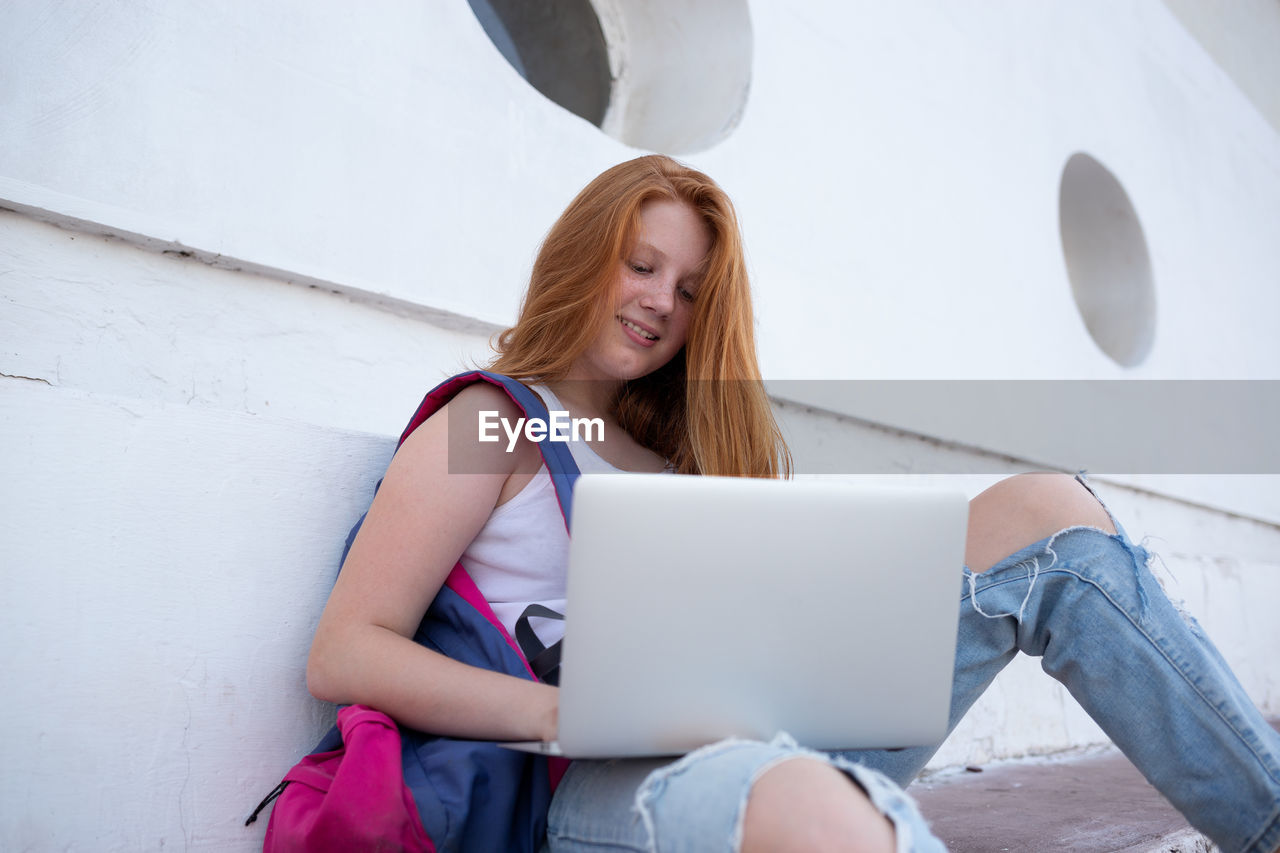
[{"xmin": 619, "ymin": 316, "xmax": 659, "ymax": 346}]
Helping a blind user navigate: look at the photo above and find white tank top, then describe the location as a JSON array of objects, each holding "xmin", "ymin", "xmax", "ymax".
[{"xmin": 457, "ymin": 385, "xmax": 622, "ymax": 650}]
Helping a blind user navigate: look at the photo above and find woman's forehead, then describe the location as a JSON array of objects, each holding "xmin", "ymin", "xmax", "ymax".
[{"xmin": 636, "ymin": 198, "xmax": 711, "ymax": 246}]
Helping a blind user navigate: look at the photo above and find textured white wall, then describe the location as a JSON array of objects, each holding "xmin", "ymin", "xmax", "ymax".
[
  {"xmin": 3, "ymin": 2, "xmax": 1277, "ymax": 379},
  {"xmin": 0, "ymin": 211, "xmax": 493, "ymax": 437},
  {"xmin": 0, "ymin": 383, "xmax": 389, "ymax": 850},
  {"xmin": 2, "ymin": 0, "xmax": 1278, "ymax": 848}
]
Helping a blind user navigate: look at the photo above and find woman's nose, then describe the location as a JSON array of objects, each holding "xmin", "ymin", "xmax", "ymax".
[{"xmin": 638, "ymin": 276, "xmax": 676, "ymax": 317}]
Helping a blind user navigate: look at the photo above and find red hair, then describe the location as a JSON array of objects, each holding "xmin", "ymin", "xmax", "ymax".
[{"xmin": 491, "ymin": 155, "xmax": 790, "ymax": 478}]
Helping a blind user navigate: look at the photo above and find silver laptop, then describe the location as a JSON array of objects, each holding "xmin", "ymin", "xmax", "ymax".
[{"xmin": 504, "ymin": 474, "xmax": 968, "ymax": 758}]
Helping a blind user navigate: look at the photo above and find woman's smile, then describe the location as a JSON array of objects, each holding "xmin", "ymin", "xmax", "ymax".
[{"xmin": 619, "ymin": 315, "xmax": 660, "ymax": 345}]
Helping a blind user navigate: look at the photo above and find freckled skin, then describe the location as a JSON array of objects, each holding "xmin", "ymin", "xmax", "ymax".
[{"xmin": 565, "ymin": 198, "xmax": 710, "ymax": 388}]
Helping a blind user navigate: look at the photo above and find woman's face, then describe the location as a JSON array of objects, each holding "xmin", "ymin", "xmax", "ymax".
[{"xmin": 572, "ymin": 198, "xmax": 712, "ymax": 385}]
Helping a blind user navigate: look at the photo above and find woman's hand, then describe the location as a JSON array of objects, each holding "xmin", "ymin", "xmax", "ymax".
[{"xmin": 306, "ymin": 383, "xmax": 554, "ymax": 741}]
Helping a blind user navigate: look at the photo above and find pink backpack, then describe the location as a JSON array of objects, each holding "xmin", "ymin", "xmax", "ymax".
[{"xmin": 261, "ymin": 705, "xmax": 434, "ymax": 852}]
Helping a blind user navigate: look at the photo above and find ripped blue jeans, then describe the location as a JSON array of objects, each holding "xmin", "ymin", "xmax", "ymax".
[{"xmin": 545, "ymin": 493, "xmax": 1280, "ymax": 853}]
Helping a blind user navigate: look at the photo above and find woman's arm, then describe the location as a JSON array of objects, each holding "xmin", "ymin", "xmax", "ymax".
[{"xmin": 306, "ymin": 383, "xmax": 558, "ymax": 742}]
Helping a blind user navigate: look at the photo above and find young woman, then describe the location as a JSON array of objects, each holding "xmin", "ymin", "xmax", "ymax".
[{"xmin": 304, "ymin": 156, "xmax": 1280, "ymax": 853}]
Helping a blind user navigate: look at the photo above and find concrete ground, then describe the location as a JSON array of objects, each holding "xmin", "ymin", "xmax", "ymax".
[
  {"xmin": 910, "ymin": 747, "xmax": 1217, "ymax": 852},
  {"xmin": 910, "ymin": 719, "xmax": 1280, "ymax": 850}
]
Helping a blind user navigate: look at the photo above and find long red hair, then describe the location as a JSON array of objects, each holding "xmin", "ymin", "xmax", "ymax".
[{"xmin": 490, "ymin": 155, "xmax": 790, "ymax": 478}]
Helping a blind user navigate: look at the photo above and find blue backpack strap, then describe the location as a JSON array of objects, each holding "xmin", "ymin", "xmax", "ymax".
[
  {"xmin": 395, "ymin": 370, "xmax": 580, "ymax": 529},
  {"xmin": 394, "ymin": 372, "xmax": 579, "ymax": 849},
  {"xmin": 341, "ymin": 371, "xmax": 582, "ymax": 562},
  {"xmin": 472, "ymin": 371, "xmax": 580, "ymax": 527}
]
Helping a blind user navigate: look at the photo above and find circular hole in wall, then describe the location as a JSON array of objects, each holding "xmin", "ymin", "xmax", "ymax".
[
  {"xmin": 467, "ymin": 0, "xmax": 611, "ymax": 126},
  {"xmin": 1058, "ymin": 153, "xmax": 1156, "ymax": 367},
  {"xmin": 468, "ymin": 0, "xmax": 753, "ymax": 154}
]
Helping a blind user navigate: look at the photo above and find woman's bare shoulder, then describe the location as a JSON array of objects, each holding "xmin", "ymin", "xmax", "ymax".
[
  {"xmin": 394, "ymin": 380, "xmax": 539, "ymax": 479},
  {"xmin": 446, "ymin": 380, "xmax": 528, "ymax": 420}
]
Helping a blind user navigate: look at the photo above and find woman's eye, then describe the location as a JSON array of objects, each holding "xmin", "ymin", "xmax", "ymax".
[
  {"xmin": 629, "ymin": 262, "xmax": 652, "ymax": 274},
  {"xmin": 678, "ymin": 286, "xmax": 696, "ymax": 302}
]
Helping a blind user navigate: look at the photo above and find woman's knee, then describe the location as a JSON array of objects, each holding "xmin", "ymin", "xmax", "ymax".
[
  {"xmin": 966, "ymin": 473, "xmax": 1116, "ymax": 573},
  {"xmin": 741, "ymin": 757, "xmax": 894, "ymax": 853}
]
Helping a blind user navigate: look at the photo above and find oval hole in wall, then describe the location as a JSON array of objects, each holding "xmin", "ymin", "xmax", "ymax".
[
  {"xmin": 1058, "ymin": 153, "xmax": 1157, "ymax": 367},
  {"xmin": 467, "ymin": 0, "xmax": 611, "ymax": 126},
  {"xmin": 468, "ymin": 0, "xmax": 753, "ymax": 154}
]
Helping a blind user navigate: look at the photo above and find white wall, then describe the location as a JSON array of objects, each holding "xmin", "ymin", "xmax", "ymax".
[
  {"xmin": 0, "ymin": 210, "xmax": 492, "ymax": 438},
  {"xmin": 3, "ymin": 0, "xmax": 1278, "ymax": 848},
  {"xmin": 0, "ymin": 382, "xmax": 389, "ymax": 850},
  {"xmin": 3, "ymin": 2, "xmax": 1278, "ymax": 379}
]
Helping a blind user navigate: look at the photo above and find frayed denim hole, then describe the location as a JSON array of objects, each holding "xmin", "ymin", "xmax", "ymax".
[
  {"xmin": 1074, "ymin": 470, "xmax": 1125, "ymax": 534},
  {"xmin": 1124, "ymin": 536, "xmax": 1157, "ymax": 618},
  {"xmin": 631, "ymin": 769, "xmax": 666, "ymax": 853},
  {"xmin": 733, "ymin": 734, "xmax": 803, "ymax": 852},
  {"xmin": 1072, "ymin": 473, "xmax": 1157, "ymax": 617},
  {"xmin": 1078, "ymin": 527, "xmax": 1156, "ymax": 620},
  {"xmin": 738, "ymin": 736, "xmax": 920, "ymax": 853},
  {"xmin": 966, "ymin": 535, "xmax": 1061, "ymax": 624},
  {"xmin": 632, "ymin": 738, "xmax": 754, "ymax": 853},
  {"xmin": 1057, "ymin": 526, "xmax": 1159, "ymax": 620},
  {"xmin": 1137, "ymin": 538, "xmax": 1203, "ymax": 631},
  {"xmin": 966, "ymin": 524, "xmax": 1146, "ymax": 624},
  {"xmin": 829, "ymin": 758, "xmax": 920, "ymax": 853}
]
